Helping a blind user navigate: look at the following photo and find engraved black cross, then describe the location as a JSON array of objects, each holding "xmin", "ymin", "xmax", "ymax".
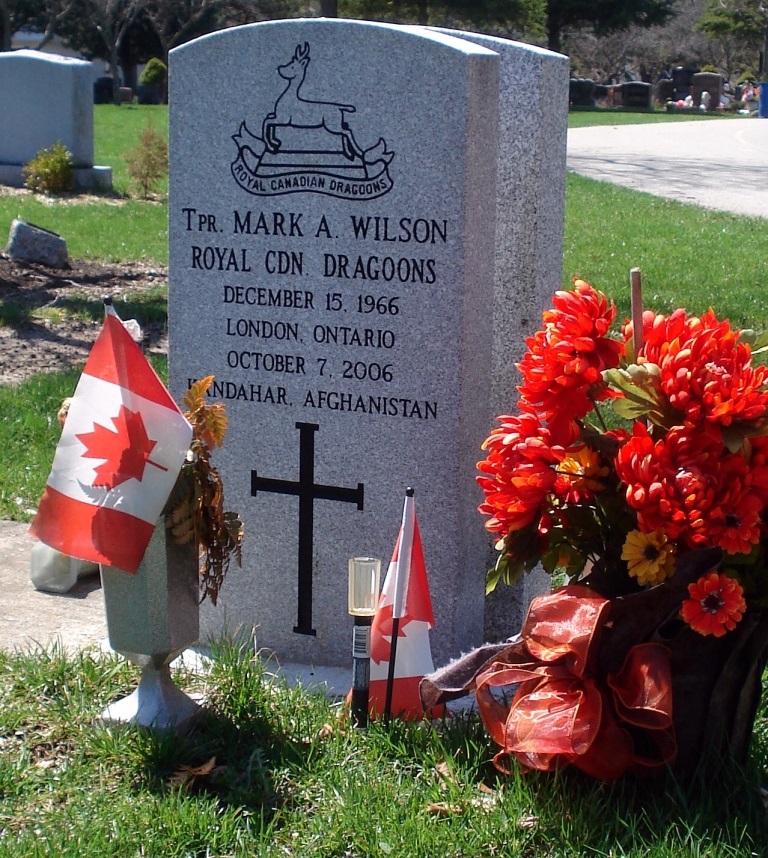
[{"xmin": 251, "ymin": 422, "xmax": 364, "ymax": 636}]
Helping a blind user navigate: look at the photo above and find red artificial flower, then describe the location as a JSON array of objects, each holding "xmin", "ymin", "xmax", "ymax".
[
  {"xmin": 614, "ymin": 424, "xmax": 767, "ymax": 554},
  {"xmin": 517, "ymin": 280, "xmax": 623, "ymax": 445},
  {"xmin": 624, "ymin": 307, "xmax": 694, "ymax": 366},
  {"xmin": 477, "ymin": 412, "xmax": 563, "ymax": 536},
  {"xmin": 681, "ymin": 571, "xmax": 746, "ymax": 637},
  {"xmin": 627, "ymin": 308, "xmax": 768, "ymax": 435},
  {"xmin": 745, "ymin": 435, "xmax": 768, "ymax": 506}
]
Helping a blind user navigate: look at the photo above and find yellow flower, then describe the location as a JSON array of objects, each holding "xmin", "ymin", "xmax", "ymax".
[
  {"xmin": 621, "ymin": 529, "xmax": 676, "ymax": 586},
  {"xmin": 557, "ymin": 444, "xmax": 609, "ymax": 499}
]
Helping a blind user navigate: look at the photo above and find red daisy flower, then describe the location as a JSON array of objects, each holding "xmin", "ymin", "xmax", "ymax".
[
  {"xmin": 681, "ymin": 571, "xmax": 746, "ymax": 637},
  {"xmin": 653, "ymin": 310, "xmax": 768, "ymax": 433}
]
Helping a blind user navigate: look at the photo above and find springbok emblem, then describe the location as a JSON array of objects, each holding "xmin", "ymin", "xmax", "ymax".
[
  {"xmin": 231, "ymin": 42, "xmax": 394, "ymax": 200},
  {"xmin": 263, "ymin": 42, "xmax": 363, "ymax": 160}
]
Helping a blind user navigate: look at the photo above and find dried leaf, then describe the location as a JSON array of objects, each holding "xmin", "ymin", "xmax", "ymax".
[
  {"xmin": 434, "ymin": 758, "xmax": 456, "ymax": 790},
  {"xmin": 175, "ymin": 375, "xmax": 244, "ymax": 604},
  {"xmin": 316, "ymin": 723, "xmax": 335, "ymax": 739},
  {"xmin": 426, "ymin": 802, "xmax": 462, "ymax": 816},
  {"xmin": 167, "ymin": 755, "xmax": 217, "ymax": 788}
]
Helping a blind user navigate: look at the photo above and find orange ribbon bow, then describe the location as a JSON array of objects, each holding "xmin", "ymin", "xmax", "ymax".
[{"xmin": 474, "ymin": 585, "xmax": 676, "ymax": 780}]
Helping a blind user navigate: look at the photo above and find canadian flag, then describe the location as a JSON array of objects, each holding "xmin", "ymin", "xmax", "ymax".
[
  {"xmin": 368, "ymin": 490, "xmax": 445, "ymax": 720},
  {"xmin": 29, "ymin": 302, "xmax": 192, "ymax": 573}
]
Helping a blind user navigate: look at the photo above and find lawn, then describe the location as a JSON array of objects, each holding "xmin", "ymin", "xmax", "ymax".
[
  {"xmin": 567, "ymin": 107, "xmax": 744, "ymax": 128},
  {"xmin": 0, "ymin": 104, "xmax": 168, "ymax": 263},
  {"xmin": 2, "ymin": 641, "xmax": 767, "ymax": 858},
  {"xmin": 3, "ymin": 103, "xmax": 768, "ymax": 517}
]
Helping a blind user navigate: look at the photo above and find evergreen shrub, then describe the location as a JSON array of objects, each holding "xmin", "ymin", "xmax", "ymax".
[{"xmin": 22, "ymin": 142, "xmax": 75, "ymax": 194}]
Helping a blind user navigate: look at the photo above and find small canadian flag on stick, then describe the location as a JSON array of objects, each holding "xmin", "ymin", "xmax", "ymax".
[
  {"xmin": 367, "ymin": 488, "xmax": 445, "ymax": 720},
  {"xmin": 29, "ymin": 300, "xmax": 192, "ymax": 573}
]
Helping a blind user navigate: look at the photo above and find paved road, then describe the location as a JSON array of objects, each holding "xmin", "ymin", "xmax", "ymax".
[{"xmin": 567, "ymin": 117, "xmax": 768, "ymax": 219}]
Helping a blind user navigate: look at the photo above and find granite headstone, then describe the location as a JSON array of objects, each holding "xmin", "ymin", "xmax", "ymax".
[
  {"xmin": 0, "ymin": 50, "xmax": 111, "ymax": 190},
  {"xmin": 432, "ymin": 30, "xmax": 568, "ymax": 640},
  {"xmin": 169, "ymin": 19, "xmax": 568, "ymax": 667}
]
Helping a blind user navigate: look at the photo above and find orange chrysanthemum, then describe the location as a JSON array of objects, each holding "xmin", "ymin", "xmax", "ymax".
[
  {"xmin": 517, "ymin": 280, "xmax": 623, "ymax": 445},
  {"xmin": 680, "ymin": 571, "xmax": 746, "ymax": 637},
  {"xmin": 477, "ymin": 412, "xmax": 563, "ymax": 536}
]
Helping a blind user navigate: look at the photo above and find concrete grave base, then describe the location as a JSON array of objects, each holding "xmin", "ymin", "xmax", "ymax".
[{"xmin": 0, "ymin": 164, "xmax": 112, "ymax": 192}]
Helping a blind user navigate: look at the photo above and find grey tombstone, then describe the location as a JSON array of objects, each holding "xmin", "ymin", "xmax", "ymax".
[
  {"xmin": 169, "ymin": 19, "xmax": 567, "ymax": 668},
  {"xmin": 0, "ymin": 50, "xmax": 111, "ymax": 191}
]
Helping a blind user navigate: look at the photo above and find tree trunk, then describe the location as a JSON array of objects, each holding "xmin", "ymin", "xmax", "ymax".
[
  {"xmin": 547, "ymin": 6, "xmax": 562, "ymax": 54},
  {"xmin": 417, "ymin": 0, "xmax": 428, "ymax": 25},
  {"xmin": 0, "ymin": 0, "xmax": 11, "ymax": 52},
  {"xmin": 319, "ymin": 0, "xmax": 337, "ymax": 16},
  {"xmin": 110, "ymin": 44, "xmax": 121, "ymax": 105}
]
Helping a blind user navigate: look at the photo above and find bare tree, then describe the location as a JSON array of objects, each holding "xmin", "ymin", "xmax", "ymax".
[
  {"xmin": 144, "ymin": 0, "xmax": 222, "ymax": 60},
  {"xmin": 82, "ymin": 0, "xmax": 146, "ymax": 102},
  {"xmin": 143, "ymin": 0, "xmax": 301, "ymax": 62},
  {"xmin": 1, "ymin": 0, "xmax": 81, "ymax": 51}
]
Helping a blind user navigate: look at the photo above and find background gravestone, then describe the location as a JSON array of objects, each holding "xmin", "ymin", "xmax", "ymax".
[
  {"xmin": 0, "ymin": 50, "xmax": 111, "ymax": 190},
  {"xmin": 169, "ymin": 19, "xmax": 567, "ymax": 668},
  {"xmin": 621, "ymin": 81, "xmax": 653, "ymax": 110},
  {"xmin": 691, "ymin": 72, "xmax": 721, "ymax": 110}
]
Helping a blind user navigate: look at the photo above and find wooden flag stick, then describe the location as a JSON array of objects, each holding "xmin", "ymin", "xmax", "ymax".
[{"xmin": 630, "ymin": 267, "xmax": 644, "ymax": 358}]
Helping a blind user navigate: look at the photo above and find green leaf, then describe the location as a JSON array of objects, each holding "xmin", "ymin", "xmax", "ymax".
[{"xmin": 542, "ymin": 539, "xmax": 587, "ymax": 580}]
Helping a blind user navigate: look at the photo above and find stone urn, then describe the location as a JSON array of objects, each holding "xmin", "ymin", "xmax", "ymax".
[{"xmin": 99, "ymin": 503, "xmax": 201, "ymax": 732}]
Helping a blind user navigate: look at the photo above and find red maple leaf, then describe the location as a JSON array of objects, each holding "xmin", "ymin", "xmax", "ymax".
[
  {"xmin": 76, "ymin": 405, "xmax": 167, "ymax": 489},
  {"xmin": 371, "ymin": 603, "xmax": 413, "ymax": 665}
]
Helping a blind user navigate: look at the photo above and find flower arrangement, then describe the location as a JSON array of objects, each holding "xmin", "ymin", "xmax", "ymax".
[
  {"xmin": 421, "ymin": 277, "xmax": 768, "ymax": 779},
  {"xmin": 478, "ymin": 277, "xmax": 768, "ymax": 637}
]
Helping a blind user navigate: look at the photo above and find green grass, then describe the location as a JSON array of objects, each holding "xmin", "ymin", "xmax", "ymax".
[
  {"xmin": 94, "ymin": 104, "xmax": 168, "ymax": 195},
  {"xmin": 567, "ymin": 108, "xmax": 743, "ymax": 128},
  {"xmin": 3, "ymin": 104, "xmax": 768, "ymax": 855},
  {"xmin": 1, "ymin": 641, "xmax": 766, "ymax": 857},
  {"xmin": 0, "ymin": 370, "xmax": 80, "ymax": 519},
  {"xmin": 563, "ymin": 174, "xmax": 768, "ymax": 330},
  {"xmin": 0, "ymin": 104, "xmax": 168, "ymax": 264},
  {"xmin": 3, "ymin": 170, "xmax": 768, "ymax": 519},
  {"xmin": 0, "ymin": 195, "xmax": 167, "ymax": 262}
]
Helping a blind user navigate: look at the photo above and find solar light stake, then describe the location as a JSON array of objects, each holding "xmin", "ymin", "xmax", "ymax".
[{"xmin": 348, "ymin": 556, "xmax": 381, "ymax": 727}]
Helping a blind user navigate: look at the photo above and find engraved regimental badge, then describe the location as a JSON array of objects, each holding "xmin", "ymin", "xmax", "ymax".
[{"xmin": 231, "ymin": 42, "xmax": 395, "ymax": 200}]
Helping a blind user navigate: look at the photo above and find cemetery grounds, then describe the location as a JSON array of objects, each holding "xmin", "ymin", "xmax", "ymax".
[{"xmin": 1, "ymin": 105, "xmax": 768, "ymax": 856}]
